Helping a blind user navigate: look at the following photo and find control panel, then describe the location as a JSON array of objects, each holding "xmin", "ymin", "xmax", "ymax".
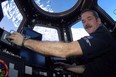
[{"xmin": 0, "ymin": 28, "xmax": 78, "ymax": 77}]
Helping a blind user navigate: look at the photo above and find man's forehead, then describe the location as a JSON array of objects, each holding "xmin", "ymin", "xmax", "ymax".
[
  {"xmin": 81, "ymin": 11, "xmax": 93, "ymax": 16},
  {"xmin": 81, "ymin": 11, "xmax": 94, "ymax": 19}
]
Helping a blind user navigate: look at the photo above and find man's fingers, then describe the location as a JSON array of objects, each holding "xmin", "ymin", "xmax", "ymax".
[
  {"xmin": 6, "ymin": 35, "xmax": 14, "ymax": 40},
  {"xmin": 6, "ymin": 32, "xmax": 23, "ymax": 46}
]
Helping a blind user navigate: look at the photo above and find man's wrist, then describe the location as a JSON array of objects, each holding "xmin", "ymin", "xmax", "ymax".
[{"xmin": 22, "ymin": 38, "xmax": 28, "ymax": 47}]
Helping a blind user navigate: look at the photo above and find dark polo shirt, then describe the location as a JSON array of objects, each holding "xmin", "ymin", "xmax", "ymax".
[{"xmin": 78, "ymin": 25, "xmax": 116, "ymax": 77}]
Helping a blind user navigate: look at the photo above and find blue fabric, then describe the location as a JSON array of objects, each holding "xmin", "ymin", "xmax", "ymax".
[
  {"xmin": 77, "ymin": 25, "xmax": 116, "ymax": 77},
  {"xmin": 78, "ymin": 25, "xmax": 113, "ymax": 61}
]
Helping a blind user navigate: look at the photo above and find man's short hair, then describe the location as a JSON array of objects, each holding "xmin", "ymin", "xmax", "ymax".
[{"xmin": 80, "ymin": 9, "xmax": 100, "ymax": 19}]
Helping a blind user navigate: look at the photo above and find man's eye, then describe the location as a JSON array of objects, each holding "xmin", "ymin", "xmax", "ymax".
[{"xmin": 88, "ymin": 18, "xmax": 92, "ymax": 21}]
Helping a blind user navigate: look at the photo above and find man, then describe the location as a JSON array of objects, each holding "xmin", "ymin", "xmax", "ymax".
[{"xmin": 7, "ymin": 9, "xmax": 115, "ymax": 77}]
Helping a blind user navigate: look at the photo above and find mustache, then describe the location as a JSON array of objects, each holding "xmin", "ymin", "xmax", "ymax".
[{"xmin": 84, "ymin": 25, "xmax": 92, "ymax": 29}]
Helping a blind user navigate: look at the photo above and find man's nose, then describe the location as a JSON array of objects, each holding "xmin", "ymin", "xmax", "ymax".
[{"xmin": 84, "ymin": 21, "xmax": 89, "ymax": 26}]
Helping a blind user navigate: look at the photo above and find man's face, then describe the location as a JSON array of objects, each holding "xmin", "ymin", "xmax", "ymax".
[{"xmin": 81, "ymin": 11, "xmax": 101, "ymax": 34}]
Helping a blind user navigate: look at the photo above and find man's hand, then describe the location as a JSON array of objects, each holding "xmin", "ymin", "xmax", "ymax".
[
  {"xmin": 6, "ymin": 32, "xmax": 24, "ymax": 46},
  {"xmin": 54, "ymin": 62, "xmax": 85, "ymax": 74}
]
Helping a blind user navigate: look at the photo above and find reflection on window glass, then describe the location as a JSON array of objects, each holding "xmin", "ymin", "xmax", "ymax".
[
  {"xmin": 33, "ymin": 25, "xmax": 59, "ymax": 41},
  {"xmin": 0, "ymin": 0, "xmax": 23, "ymax": 32},
  {"xmin": 71, "ymin": 21, "xmax": 89, "ymax": 41},
  {"xmin": 34, "ymin": 0, "xmax": 77, "ymax": 13},
  {"xmin": 98, "ymin": 0, "xmax": 116, "ymax": 20}
]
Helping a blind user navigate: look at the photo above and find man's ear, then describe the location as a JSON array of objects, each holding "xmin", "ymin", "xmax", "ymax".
[{"xmin": 97, "ymin": 18, "xmax": 102, "ymax": 24}]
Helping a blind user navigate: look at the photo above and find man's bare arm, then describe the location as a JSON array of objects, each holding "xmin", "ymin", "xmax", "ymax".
[
  {"xmin": 23, "ymin": 39, "xmax": 83, "ymax": 58},
  {"xmin": 6, "ymin": 32, "xmax": 83, "ymax": 58},
  {"xmin": 66, "ymin": 65, "xmax": 85, "ymax": 74},
  {"xmin": 54, "ymin": 62, "xmax": 85, "ymax": 74}
]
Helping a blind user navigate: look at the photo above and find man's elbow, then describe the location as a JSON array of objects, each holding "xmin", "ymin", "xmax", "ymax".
[{"xmin": 58, "ymin": 42, "xmax": 83, "ymax": 58}]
